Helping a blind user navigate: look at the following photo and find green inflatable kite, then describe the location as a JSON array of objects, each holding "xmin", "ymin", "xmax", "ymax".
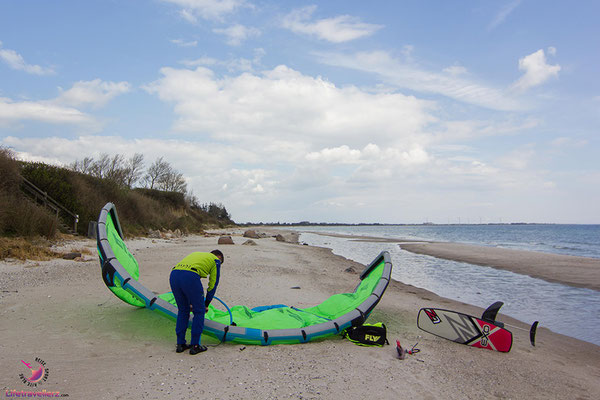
[{"xmin": 96, "ymin": 203, "xmax": 392, "ymax": 345}]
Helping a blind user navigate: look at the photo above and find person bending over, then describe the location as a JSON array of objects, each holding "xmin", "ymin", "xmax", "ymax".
[{"xmin": 169, "ymin": 249, "xmax": 223, "ymax": 355}]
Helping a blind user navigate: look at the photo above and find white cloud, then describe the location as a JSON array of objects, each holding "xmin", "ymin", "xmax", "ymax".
[
  {"xmin": 144, "ymin": 64, "xmax": 434, "ymax": 150},
  {"xmin": 171, "ymin": 38, "xmax": 198, "ymax": 47},
  {"xmin": 0, "ymin": 79, "xmax": 129, "ymax": 128},
  {"xmin": 488, "ymin": 0, "xmax": 522, "ymax": 31},
  {"xmin": 139, "ymin": 63, "xmax": 555, "ymax": 215},
  {"xmin": 0, "ymin": 97, "xmax": 93, "ymax": 126},
  {"xmin": 317, "ymin": 50, "xmax": 523, "ymax": 111},
  {"xmin": 443, "ymin": 65, "xmax": 468, "ymax": 76},
  {"xmin": 401, "ymin": 45, "xmax": 415, "ymax": 60},
  {"xmin": 431, "ymin": 117, "xmax": 540, "ymax": 143},
  {"xmin": 181, "ymin": 48, "xmax": 264, "ymax": 72},
  {"xmin": 306, "ymin": 143, "xmax": 429, "ymax": 168},
  {"xmin": 3, "ymin": 63, "xmax": 575, "ymax": 223},
  {"xmin": 3, "ymin": 134, "xmax": 280, "ymax": 209},
  {"xmin": 213, "ymin": 24, "xmax": 260, "ymax": 46},
  {"xmin": 306, "ymin": 145, "xmax": 362, "ymax": 164},
  {"xmin": 2, "ymin": 131, "xmax": 571, "ymax": 223},
  {"xmin": 162, "ymin": 0, "xmax": 247, "ymax": 22},
  {"xmin": 278, "ymin": 166, "xmax": 335, "ymax": 191},
  {"xmin": 542, "ymin": 181, "xmax": 557, "ymax": 189},
  {"xmin": 54, "ymin": 79, "xmax": 131, "ymax": 108},
  {"xmin": 550, "ymin": 137, "xmax": 588, "ymax": 148},
  {"xmin": 281, "ymin": 6, "xmax": 383, "ymax": 43},
  {"xmin": 497, "ymin": 145, "xmax": 536, "ymax": 170},
  {"xmin": 3, "ymin": 134, "xmax": 227, "ymax": 174},
  {"xmin": 181, "ymin": 56, "xmax": 219, "ymax": 68},
  {"xmin": 511, "ymin": 48, "xmax": 561, "ymax": 92},
  {"xmin": 0, "ymin": 41, "xmax": 55, "ymax": 75}
]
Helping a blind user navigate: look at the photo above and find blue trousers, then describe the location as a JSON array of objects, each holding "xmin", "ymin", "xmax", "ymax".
[{"xmin": 169, "ymin": 269, "xmax": 205, "ymax": 346}]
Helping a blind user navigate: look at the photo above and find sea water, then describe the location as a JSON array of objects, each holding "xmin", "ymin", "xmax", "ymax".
[{"xmin": 288, "ymin": 224, "xmax": 600, "ymax": 346}]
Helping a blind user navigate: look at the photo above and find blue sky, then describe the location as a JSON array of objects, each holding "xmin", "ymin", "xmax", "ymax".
[{"xmin": 1, "ymin": 1, "xmax": 599, "ymax": 224}]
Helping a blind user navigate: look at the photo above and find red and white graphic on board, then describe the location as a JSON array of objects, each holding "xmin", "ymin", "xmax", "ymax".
[{"xmin": 467, "ymin": 319, "xmax": 512, "ymax": 352}]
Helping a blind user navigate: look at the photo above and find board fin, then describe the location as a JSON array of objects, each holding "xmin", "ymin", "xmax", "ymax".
[
  {"xmin": 481, "ymin": 301, "xmax": 504, "ymax": 326},
  {"xmin": 530, "ymin": 321, "xmax": 539, "ymax": 346}
]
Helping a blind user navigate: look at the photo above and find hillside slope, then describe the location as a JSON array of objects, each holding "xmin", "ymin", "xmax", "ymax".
[{"xmin": 1, "ymin": 148, "xmax": 235, "ymax": 240}]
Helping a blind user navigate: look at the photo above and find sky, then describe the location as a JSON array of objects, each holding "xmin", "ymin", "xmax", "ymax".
[{"xmin": 1, "ymin": 1, "xmax": 599, "ymax": 224}]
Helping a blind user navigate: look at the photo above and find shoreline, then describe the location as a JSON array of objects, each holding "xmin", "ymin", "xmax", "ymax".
[
  {"xmin": 1, "ymin": 231, "xmax": 599, "ymax": 399},
  {"xmin": 297, "ymin": 230, "xmax": 600, "ymax": 291},
  {"xmin": 295, "ymin": 229, "xmax": 600, "ymax": 345},
  {"xmin": 399, "ymin": 241, "xmax": 600, "ymax": 291}
]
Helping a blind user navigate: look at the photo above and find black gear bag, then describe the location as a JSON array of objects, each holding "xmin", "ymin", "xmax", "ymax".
[{"xmin": 342, "ymin": 322, "xmax": 389, "ymax": 347}]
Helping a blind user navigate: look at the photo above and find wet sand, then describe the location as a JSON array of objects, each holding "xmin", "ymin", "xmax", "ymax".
[{"xmin": 399, "ymin": 241, "xmax": 600, "ymax": 291}]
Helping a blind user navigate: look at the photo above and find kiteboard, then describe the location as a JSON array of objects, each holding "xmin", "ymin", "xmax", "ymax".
[{"xmin": 417, "ymin": 301, "xmax": 513, "ymax": 352}]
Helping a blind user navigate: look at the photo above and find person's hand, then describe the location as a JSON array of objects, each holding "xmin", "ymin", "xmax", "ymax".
[{"xmin": 205, "ymin": 307, "xmax": 209, "ymax": 313}]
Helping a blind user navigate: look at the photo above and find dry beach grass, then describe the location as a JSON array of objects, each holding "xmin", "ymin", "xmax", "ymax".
[{"xmin": 0, "ymin": 230, "xmax": 598, "ymax": 399}]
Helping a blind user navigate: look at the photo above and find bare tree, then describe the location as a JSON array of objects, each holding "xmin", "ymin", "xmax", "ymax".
[
  {"xmin": 124, "ymin": 153, "xmax": 144, "ymax": 188},
  {"xmin": 71, "ymin": 153, "xmax": 143, "ymax": 188},
  {"xmin": 90, "ymin": 153, "xmax": 111, "ymax": 178},
  {"xmin": 70, "ymin": 153, "xmax": 187, "ymax": 193},
  {"xmin": 158, "ymin": 166, "xmax": 187, "ymax": 193},
  {"xmin": 70, "ymin": 156, "xmax": 94, "ymax": 174},
  {"xmin": 145, "ymin": 157, "xmax": 170, "ymax": 189},
  {"xmin": 104, "ymin": 154, "xmax": 127, "ymax": 185}
]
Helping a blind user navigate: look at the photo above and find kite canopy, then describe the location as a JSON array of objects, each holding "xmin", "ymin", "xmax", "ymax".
[{"xmin": 96, "ymin": 202, "xmax": 392, "ymax": 345}]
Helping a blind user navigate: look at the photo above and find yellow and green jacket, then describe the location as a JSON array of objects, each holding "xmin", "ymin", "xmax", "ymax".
[{"xmin": 173, "ymin": 252, "xmax": 221, "ymax": 306}]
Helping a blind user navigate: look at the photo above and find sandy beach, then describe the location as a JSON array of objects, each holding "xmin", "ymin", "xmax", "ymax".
[
  {"xmin": 399, "ymin": 241, "xmax": 600, "ymax": 291},
  {"xmin": 1, "ymin": 230, "xmax": 599, "ymax": 399}
]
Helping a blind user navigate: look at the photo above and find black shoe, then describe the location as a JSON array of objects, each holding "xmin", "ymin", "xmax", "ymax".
[
  {"xmin": 189, "ymin": 345, "xmax": 207, "ymax": 355},
  {"xmin": 176, "ymin": 344, "xmax": 191, "ymax": 353}
]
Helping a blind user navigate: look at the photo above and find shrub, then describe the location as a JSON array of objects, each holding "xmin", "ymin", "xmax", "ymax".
[
  {"xmin": 0, "ymin": 148, "xmax": 57, "ymax": 238},
  {"xmin": 13, "ymin": 159, "xmax": 235, "ymax": 237},
  {"xmin": 20, "ymin": 162, "xmax": 78, "ymax": 212},
  {"xmin": 133, "ymin": 188, "xmax": 186, "ymax": 209},
  {"xmin": 0, "ymin": 147, "xmax": 21, "ymax": 192},
  {"xmin": 0, "ymin": 192, "xmax": 57, "ymax": 238}
]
